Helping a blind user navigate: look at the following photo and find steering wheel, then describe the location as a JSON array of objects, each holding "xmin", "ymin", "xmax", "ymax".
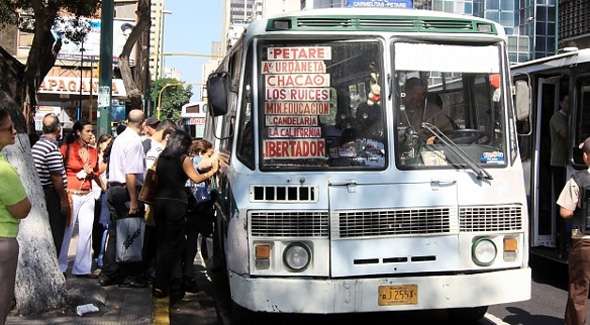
[{"xmin": 432, "ymin": 129, "xmax": 486, "ymax": 145}]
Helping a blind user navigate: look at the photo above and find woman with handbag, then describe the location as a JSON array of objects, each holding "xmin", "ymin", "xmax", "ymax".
[
  {"xmin": 152, "ymin": 130, "xmax": 219, "ymax": 305},
  {"xmin": 182, "ymin": 139, "xmax": 215, "ymax": 292},
  {"xmin": 59, "ymin": 121, "xmax": 102, "ymax": 277}
]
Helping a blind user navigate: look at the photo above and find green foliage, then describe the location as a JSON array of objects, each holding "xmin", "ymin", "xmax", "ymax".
[
  {"xmin": 150, "ymin": 78, "xmax": 193, "ymax": 121},
  {"xmin": 0, "ymin": 0, "xmax": 100, "ymax": 27}
]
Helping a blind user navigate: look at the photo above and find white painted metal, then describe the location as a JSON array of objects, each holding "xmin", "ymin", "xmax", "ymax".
[{"xmin": 229, "ymin": 268, "xmax": 531, "ymax": 313}]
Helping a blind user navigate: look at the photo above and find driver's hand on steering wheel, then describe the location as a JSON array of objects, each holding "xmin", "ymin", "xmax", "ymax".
[{"xmin": 426, "ymin": 136, "xmax": 436, "ymax": 145}]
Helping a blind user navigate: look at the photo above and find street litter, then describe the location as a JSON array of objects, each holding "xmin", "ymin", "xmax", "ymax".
[{"xmin": 76, "ymin": 304, "xmax": 99, "ymax": 316}]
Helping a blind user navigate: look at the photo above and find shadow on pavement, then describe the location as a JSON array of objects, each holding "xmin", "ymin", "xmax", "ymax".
[{"xmin": 501, "ymin": 307, "xmax": 563, "ymax": 325}]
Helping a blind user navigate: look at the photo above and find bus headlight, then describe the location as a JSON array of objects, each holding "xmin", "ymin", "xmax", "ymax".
[
  {"xmin": 283, "ymin": 242, "xmax": 311, "ymax": 272},
  {"xmin": 472, "ymin": 238, "xmax": 497, "ymax": 266}
]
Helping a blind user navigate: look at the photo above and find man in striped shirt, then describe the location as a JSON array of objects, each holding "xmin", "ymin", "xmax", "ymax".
[{"xmin": 32, "ymin": 114, "xmax": 69, "ymax": 256}]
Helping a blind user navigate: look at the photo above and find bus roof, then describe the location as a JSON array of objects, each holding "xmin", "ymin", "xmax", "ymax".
[
  {"xmin": 247, "ymin": 8, "xmax": 504, "ymax": 37},
  {"xmin": 511, "ymin": 48, "xmax": 590, "ymax": 75}
]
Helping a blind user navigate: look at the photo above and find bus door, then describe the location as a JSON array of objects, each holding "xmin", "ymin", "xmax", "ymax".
[
  {"xmin": 532, "ymin": 77, "xmax": 560, "ymax": 247},
  {"xmin": 328, "ymin": 180, "xmax": 458, "ymax": 278}
]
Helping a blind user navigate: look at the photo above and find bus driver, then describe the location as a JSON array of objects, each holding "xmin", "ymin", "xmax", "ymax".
[{"xmin": 402, "ymin": 77, "xmax": 455, "ymax": 139}]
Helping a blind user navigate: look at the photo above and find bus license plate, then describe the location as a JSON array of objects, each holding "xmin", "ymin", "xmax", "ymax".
[{"xmin": 378, "ymin": 285, "xmax": 418, "ymax": 306}]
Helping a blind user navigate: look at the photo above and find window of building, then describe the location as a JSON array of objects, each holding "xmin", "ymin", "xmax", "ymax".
[{"xmin": 486, "ymin": 0, "xmax": 499, "ymax": 10}]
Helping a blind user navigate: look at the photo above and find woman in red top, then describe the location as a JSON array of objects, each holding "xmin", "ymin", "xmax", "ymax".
[{"xmin": 58, "ymin": 121, "xmax": 102, "ymax": 276}]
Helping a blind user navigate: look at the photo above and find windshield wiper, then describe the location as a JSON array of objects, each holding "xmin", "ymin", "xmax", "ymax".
[{"xmin": 421, "ymin": 122, "xmax": 493, "ymax": 180}]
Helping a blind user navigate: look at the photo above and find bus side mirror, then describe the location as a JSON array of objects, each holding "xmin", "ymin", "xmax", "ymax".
[
  {"xmin": 515, "ymin": 80, "xmax": 531, "ymax": 135},
  {"xmin": 207, "ymin": 72, "xmax": 229, "ymax": 116}
]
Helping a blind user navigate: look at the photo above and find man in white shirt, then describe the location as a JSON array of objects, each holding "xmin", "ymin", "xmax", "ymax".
[{"xmin": 100, "ymin": 110, "xmax": 146, "ymax": 287}]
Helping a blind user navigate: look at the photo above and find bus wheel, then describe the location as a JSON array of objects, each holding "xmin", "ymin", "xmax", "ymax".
[
  {"xmin": 230, "ymin": 301, "xmax": 258, "ymax": 324},
  {"xmin": 448, "ymin": 306, "xmax": 488, "ymax": 324}
]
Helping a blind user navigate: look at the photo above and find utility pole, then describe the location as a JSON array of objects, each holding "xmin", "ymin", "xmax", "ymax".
[{"xmin": 98, "ymin": 0, "xmax": 114, "ymax": 135}]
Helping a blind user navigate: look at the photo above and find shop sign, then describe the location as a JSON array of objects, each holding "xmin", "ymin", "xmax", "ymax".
[
  {"xmin": 265, "ymin": 87, "xmax": 330, "ymax": 101},
  {"xmin": 267, "ymin": 47, "xmax": 332, "ymax": 61},
  {"xmin": 263, "ymin": 139, "xmax": 326, "ymax": 159},
  {"xmin": 267, "ymin": 127, "xmax": 322, "ymax": 138},
  {"xmin": 265, "ymin": 115, "xmax": 318, "ymax": 127},
  {"xmin": 261, "ymin": 61, "xmax": 326, "ymax": 74},
  {"xmin": 38, "ymin": 77, "xmax": 127, "ymax": 97},
  {"xmin": 264, "ymin": 102, "xmax": 331, "ymax": 115},
  {"xmin": 265, "ymin": 74, "xmax": 330, "ymax": 88}
]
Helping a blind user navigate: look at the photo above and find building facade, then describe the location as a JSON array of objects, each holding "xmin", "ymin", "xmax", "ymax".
[
  {"xmin": 149, "ymin": 0, "xmax": 166, "ymax": 80},
  {"xmin": 559, "ymin": 0, "xmax": 590, "ymax": 49},
  {"xmin": 299, "ymin": 0, "xmax": 557, "ymax": 63}
]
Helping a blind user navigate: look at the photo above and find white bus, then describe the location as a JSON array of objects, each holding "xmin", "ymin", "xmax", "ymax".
[
  {"xmin": 203, "ymin": 8, "xmax": 531, "ymax": 322},
  {"xmin": 512, "ymin": 48, "xmax": 590, "ymax": 262},
  {"xmin": 181, "ymin": 101, "xmax": 207, "ymax": 138}
]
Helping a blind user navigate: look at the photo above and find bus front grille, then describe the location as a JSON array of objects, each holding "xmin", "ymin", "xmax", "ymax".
[
  {"xmin": 336, "ymin": 208, "xmax": 453, "ymax": 238},
  {"xmin": 250, "ymin": 211, "xmax": 329, "ymax": 238},
  {"xmin": 459, "ymin": 205, "xmax": 523, "ymax": 232}
]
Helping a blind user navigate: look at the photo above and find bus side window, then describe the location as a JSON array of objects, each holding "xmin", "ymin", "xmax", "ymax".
[
  {"xmin": 220, "ymin": 50, "xmax": 242, "ymax": 154},
  {"xmin": 236, "ymin": 47, "xmax": 254, "ymax": 169}
]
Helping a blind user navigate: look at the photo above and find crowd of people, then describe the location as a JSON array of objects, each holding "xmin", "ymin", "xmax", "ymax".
[{"xmin": 0, "ymin": 107, "xmax": 225, "ymax": 323}]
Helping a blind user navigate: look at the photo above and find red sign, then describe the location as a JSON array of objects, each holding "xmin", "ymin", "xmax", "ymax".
[
  {"xmin": 267, "ymin": 127, "xmax": 322, "ymax": 138},
  {"xmin": 264, "ymin": 102, "xmax": 331, "ymax": 115},
  {"xmin": 263, "ymin": 139, "xmax": 326, "ymax": 159},
  {"xmin": 266, "ymin": 115, "xmax": 318, "ymax": 127},
  {"xmin": 267, "ymin": 47, "xmax": 332, "ymax": 61},
  {"xmin": 265, "ymin": 74, "xmax": 330, "ymax": 88},
  {"xmin": 265, "ymin": 88, "xmax": 330, "ymax": 101},
  {"xmin": 187, "ymin": 117, "xmax": 206, "ymax": 125},
  {"xmin": 261, "ymin": 60, "xmax": 326, "ymax": 74}
]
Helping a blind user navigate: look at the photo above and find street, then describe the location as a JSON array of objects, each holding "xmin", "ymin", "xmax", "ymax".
[{"xmin": 168, "ymin": 250, "xmax": 576, "ymax": 325}]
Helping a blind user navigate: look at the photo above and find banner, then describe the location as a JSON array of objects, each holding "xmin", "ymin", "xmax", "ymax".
[
  {"xmin": 52, "ymin": 17, "xmax": 135, "ymax": 61},
  {"xmin": 346, "ymin": 0, "xmax": 413, "ymax": 8}
]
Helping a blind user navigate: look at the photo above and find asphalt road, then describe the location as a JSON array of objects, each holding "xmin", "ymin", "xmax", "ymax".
[{"xmin": 171, "ymin": 252, "xmax": 577, "ymax": 325}]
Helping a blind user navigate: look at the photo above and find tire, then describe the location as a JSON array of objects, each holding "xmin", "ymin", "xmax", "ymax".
[
  {"xmin": 230, "ymin": 301, "xmax": 258, "ymax": 325},
  {"xmin": 448, "ymin": 306, "xmax": 488, "ymax": 324}
]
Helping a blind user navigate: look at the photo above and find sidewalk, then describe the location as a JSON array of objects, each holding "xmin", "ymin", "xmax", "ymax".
[
  {"xmin": 6, "ymin": 232, "xmax": 152, "ymax": 325},
  {"xmin": 7, "ymin": 277, "xmax": 152, "ymax": 325}
]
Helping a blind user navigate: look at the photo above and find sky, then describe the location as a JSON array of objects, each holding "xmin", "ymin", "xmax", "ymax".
[{"xmin": 162, "ymin": 0, "xmax": 224, "ymax": 101}]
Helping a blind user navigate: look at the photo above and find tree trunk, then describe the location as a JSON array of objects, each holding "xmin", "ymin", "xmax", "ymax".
[
  {"xmin": 3, "ymin": 137, "xmax": 67, "ymax": 315},
  {"xmin": 119, "ymin": 0, "xmax": 150, "ymax": 110},
  {"xmin": 0, "ymin": 1, "xmax": 66, "ymax": 314}
]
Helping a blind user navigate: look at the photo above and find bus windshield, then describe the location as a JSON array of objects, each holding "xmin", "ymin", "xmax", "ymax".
[
  {"xmin": 393, "ymin": 42, "xmax": 507, "ymax": 169},
  {"xmin": 258, "ymin": 40, "xmax": 386, "ymax": 170}
]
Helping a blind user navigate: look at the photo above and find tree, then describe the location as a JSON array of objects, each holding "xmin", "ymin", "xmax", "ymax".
[
  {"xmin": 150, "ymin": 78, "xmax": 193, "ymax": 121},
  {"xmin": 0, "ymin": 0, "xmax": 99, "ymax": 315},
  {"xmin": 119, "ymin": 0, "xmax": 150, "ymax": 110}
]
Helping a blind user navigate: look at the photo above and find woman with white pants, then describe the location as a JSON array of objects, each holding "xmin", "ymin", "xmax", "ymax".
[{"xmin": 58, "ymin": 121, "xmax": 102, "ymax": 276}]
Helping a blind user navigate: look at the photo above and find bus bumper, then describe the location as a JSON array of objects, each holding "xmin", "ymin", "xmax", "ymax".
[{"xmin": 229, "ymin": 267, "xmax": 531, "ymax": 313}]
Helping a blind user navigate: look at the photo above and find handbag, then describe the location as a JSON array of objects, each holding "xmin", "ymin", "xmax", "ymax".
[
  {"xmin": 139, "ymin": 160, "xmax": 158, "ymax": 205},
  {"xmin": 115, "ymin": 217, "xmax": 145, "ymax": 263}
]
